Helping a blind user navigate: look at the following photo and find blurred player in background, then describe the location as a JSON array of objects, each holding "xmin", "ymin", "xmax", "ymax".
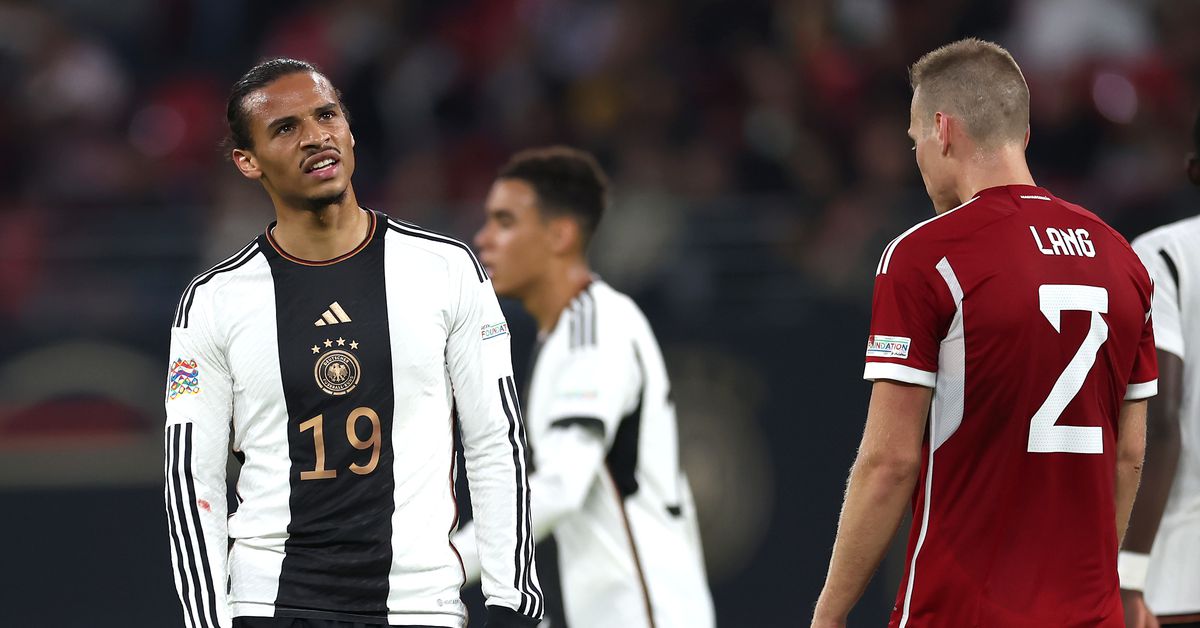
[
  {"xmin": 1125, "ymin": 110, "xmax": 1200, "ymax": 628},
  {"xmin": 455, "ymin": 147, "xmax": 715, "ymax": 628},
  {"xmin": 164, "ymin": 58, "xmax": 542, "ymax": 628},
  {"xmin": 813, "ymin": 39, "xmax": 1157, "ymax": 627}
]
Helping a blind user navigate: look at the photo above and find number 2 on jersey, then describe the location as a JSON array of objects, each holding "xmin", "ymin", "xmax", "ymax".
[
  {"xmin": 1027, "ymin": 285, "xmax": 1108, "ymax": 454},
  {"xmin": 300, "ymin": 407, "xmax": 382, "ymax": 480}
]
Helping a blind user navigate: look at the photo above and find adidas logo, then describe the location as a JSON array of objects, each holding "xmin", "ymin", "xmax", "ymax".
[{"xmin": 315, "ymin": 302, "xmax": 352, "ymax": 327}]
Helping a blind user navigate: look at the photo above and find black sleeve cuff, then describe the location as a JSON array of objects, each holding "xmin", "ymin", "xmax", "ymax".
[{"xmin": 485, "ymin": 604, "xmax": 540, "ymax": 628}]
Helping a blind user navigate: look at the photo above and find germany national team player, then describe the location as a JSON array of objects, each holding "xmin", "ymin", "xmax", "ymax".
[
  {"xmin": 812, "ymin": 39, "xmax": 1158, "ymax": 627},
  {"xmin": 452, "ymin": 147, "xmax": 715, "ymax": 628},
  {"xmin": 163, "ymin": 59, "xmax": 542, "ymax": 628},
  {"xmin": 1125, "ymin": 110, "xmax": 1200, "ymax": 628}
]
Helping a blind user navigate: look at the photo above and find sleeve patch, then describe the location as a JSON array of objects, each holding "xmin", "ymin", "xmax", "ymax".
[
  {"xmin": 480, "ymin": 321, "xmax": 509, "ymax": 340},
  {"xmin": 866, "ymin": 335, "xmax": 912, "ymax": 359},
  {"xmin": 167, "ymin": 358, "xmax": 201, "ymax": 400}
]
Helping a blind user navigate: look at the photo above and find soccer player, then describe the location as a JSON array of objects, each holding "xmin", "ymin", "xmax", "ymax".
[
  {"xmin": 812, "ymin": 39, "xmax": 1158, "ymax": 627},
  {"xmin": 163, "ymin": 58, "xmax": 542, "ymax": 628},
  {"xmin": 452, "ymin": 147, "xmax": 715, "ymax": 628},
  {"xmin": 1124, "ymin": 110, "xmax": 1200, "ymax": 628}
]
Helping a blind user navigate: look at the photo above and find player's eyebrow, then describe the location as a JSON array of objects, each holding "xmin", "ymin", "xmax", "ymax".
[{"xmin": 266, "ymin": 114, "xmax": 299, "ymax": 133}]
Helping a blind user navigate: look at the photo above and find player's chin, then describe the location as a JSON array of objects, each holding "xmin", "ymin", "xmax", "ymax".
[{"xmin": 305, "ymin": 185, "xmax": 350, "ymax": 208}]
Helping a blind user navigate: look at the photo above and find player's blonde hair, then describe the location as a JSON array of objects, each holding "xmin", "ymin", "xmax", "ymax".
[{"xmin": 909, "ymin": 38, "xmax": 1029, "ymax": 148}]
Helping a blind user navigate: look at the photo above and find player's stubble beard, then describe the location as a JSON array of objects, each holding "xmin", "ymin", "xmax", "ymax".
[{"xmin": 302, "ymin": 186, "xmax": 349, "ymax": 212}]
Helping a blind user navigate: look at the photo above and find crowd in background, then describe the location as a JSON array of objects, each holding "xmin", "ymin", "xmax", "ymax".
[
  {"xmin": 1, "ymin": 1, "xmax": 1199, "ymax": 624},
  {"xmin": 3, "ymin": 0, "xmax": 1199, "ymax": 347}
]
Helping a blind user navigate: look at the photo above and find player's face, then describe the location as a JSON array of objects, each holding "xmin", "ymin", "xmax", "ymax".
[
  {"xmin": 232, "ymin": 72, "xmax": 356, "ymax": 209},
  {"xmin": 475, "ymin": 179, "xmax": 555, "ymax": 299},
  {"xmin": 909, "ymin": 90, "xmax": 958, "ymax": 214}
]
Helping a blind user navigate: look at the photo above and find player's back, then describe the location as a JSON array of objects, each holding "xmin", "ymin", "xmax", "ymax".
[
  {"xmin": 1132, "ymin": 215, "xmax": 1200, "ymax": 615},
  {"xmin": 867, "ymin": 185, "xmax": 1156, "ymax": 627},
  {"xmin": 526, "ymin": 279, "xmax": 714, "ymax": 628}
]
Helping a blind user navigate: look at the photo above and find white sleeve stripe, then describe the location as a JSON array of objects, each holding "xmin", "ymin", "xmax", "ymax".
[
  {"xmin": 863, "ymin": 362, "xmax": 938, "ymax": 387},
  {"xmin": 1125, "ymin": 380, "xmax": 1158, "ymax": 400},
  {"xmin": 497, "ymin": 377, "xmax": 543, "ymax": 617},
  {"xmin": 167, "ymin": 424, "xmax": 221, "ymax": 628},
  {"xmin": 165, "ymin": 428, "xmax": 201, "ymax": 628},
  {"xmin": 878, "ymin": 196, "xmax": 980, "ymax": 275}
]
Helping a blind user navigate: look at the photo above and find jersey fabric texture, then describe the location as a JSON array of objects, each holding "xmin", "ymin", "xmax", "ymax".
[
  {"xmin": 864, "ymin": 185, "xmax": 1158, "ymax": 627},
  {"xmin": 457, "ymin": 279, "xmax": 714, "ymax": 628},
  {"xmin": 164, "ymin": 210, "xmax": 542, "ymax": 628},
  {"xmin": 1133, "ymin": 215, "xmax": 1200, "ymax": 616}
]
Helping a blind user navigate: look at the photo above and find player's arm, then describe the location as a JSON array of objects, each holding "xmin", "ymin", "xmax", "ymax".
[
  {"xmin": 446, "ymin": 261, "xmax": 542, "ymax": 628},
  {"xmin": 164, "ymin": 291, "xmax": 233, "ymax": 628},
  {"xmin": 453, "ymin": 321, "xmax": 636, "ymax": 582},
  {"xmin": 1123, "ymin": 243, "xmax": 1183, "ymax": 622},
  {"xmin": 1115, "ymin": 398, "xmax": 1148, "ymax": 545},
  {"xmin": 812, "ymin": 380, "xmax": 931, "ymax": 628},
  {"xmin": 453, "ymin": 423, "xmax": 607, "ymax": 582}
]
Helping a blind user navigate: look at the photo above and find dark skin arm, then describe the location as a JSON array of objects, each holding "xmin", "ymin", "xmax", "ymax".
[{"xmin": 1122, "ymin": 349, "xmax": 1183, "ymax": 626}]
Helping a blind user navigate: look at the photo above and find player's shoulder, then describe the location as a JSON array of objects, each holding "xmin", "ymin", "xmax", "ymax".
[
  {"xmin": 379, "ymin": 212, "xmax": 487, "ymax": 283},
  {"xmin": 1132, "ymin": 214, "xmax": 1200, "ymax": 254},
  {"xmin": 559, "ymin": 279, "xmax": 646, "ymax": 351},
  {"xmin": 173, "ymin": 235, "xmax": 266, "ymax": 329},
  {"xmin": 875, "ymin": 196, "xmax": 985, "ymax": 276}
]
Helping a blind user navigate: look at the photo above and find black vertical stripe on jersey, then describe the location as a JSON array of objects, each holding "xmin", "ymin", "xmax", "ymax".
[
  {"xmin": 165, "ymin": 427, "xmax": 200, "ymax": 628},
  {"xmin": 505, "ymin": 375, "xmax": 544, "ymax": 615},
  {"xmin": 169, "ymin": 424, "xmax": 213, "ymax": 628},
  {"xmin": 606, "ymin": 344, "xmax": 647, "ymax": 498},
  {"xmin": 175, "ymin": 242, "xmax": 260, "ymax": 328},
  {"xmin": 182, "ymin": 423, "xmax": 223, "ymax": 625},
  {"xmin": 1159, "ymin": 249, "xmax": 1181, "ymax": 294},
  {"xmin": 497, "ymin": 378, "xmax": 533, "ymax": 616},
  {"xmin": 265, "ymin": 225, "xmax": 395, "ymax": 618}
]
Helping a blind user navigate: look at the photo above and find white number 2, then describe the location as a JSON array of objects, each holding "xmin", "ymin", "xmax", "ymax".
[{"xmin": 1027, "ymin": 284, "xmax": 1109, "ymax": 454}]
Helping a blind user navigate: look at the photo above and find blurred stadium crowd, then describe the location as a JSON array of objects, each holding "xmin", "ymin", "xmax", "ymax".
[{"xmin": 1, "ymin": 0, "xmax": 1199, "ymax": 626}]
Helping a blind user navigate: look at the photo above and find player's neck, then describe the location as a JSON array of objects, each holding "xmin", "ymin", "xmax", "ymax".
[
  {"xmin": 523, "ymin": 261, "xmax": 593, "ymax": 335},
  {"xmin": 958, "ymin": 147, "xmax": 1036, "ymax": 204},
  {"xmin": 271, "ymin": 194, "xmax": 371, "ymax": 262}
]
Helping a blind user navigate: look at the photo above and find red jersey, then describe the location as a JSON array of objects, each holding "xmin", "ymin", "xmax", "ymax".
[{"xmin": 864, "ymin": 185, "xmax": 1158, "ymax": 627}]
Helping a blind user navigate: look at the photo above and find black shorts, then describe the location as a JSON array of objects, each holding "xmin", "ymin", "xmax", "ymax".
[{"xmin": 232, "ymin": 618, "xmax": 442, "ymax": 628}]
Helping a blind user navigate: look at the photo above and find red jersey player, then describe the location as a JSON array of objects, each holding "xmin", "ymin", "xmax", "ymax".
[{"xmin": 812, "ymin": 39, "xmax": 1158, "ymax": 628}]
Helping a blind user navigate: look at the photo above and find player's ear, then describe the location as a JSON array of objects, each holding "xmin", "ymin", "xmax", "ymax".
[
  {"xmin": 232, "ymin": 148, "xmax": 263, "ymax": 180},
  {"xmin": 1024, "ymin": 126, "xmax": 1031, "ymax": 150},
  {"xmin": 547, "ymin": 217, "xmax": 580, "ymax": 255},
  {"xmin": 1186, "ymin": 153, "xmax": 1200, "ymax": 187},
  {"xmin": 935, "ymin": 111, "xmax": 951, "ymax": 156}
]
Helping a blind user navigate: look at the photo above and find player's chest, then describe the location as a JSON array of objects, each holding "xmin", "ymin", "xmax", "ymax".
[{"xmin": 222, "ymin": 258, "xmax": 451, "ymax": 399}]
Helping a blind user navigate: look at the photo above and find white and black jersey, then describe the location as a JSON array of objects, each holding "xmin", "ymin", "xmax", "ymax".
[
  {"xmin": 1133, "ymin": 215, "xmax": 1200, "ymax": 616},
  {"xmin": 164, "ymin": 210, "xmax": 542, "ymax": 628},
  {"xmin": 455, "ymin": 279, "xmax": 713, "ymax": 628}
]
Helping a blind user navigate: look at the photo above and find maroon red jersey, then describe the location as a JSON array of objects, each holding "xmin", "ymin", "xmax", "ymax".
[{"xmin": 864, "ymin": 185, "xmax": 1158, "ymax": 627}]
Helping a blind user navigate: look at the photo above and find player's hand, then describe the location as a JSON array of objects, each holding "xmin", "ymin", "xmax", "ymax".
[{"xmin": 1121, "ymin": 589, "xmax": 1160, "ymax": 628}]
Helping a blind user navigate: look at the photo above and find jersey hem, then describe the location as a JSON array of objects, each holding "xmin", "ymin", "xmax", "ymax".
[
  {"xmin": 231, "ymin": 602, "xmax": 464, "ymax": 627},
  {"xmin": 1125, "ymin": 379, "xmax": 1158, "ymax": 400},
  {"xmin": 864, "ymin": 362, "xmax": 936, "ymax": 387}
]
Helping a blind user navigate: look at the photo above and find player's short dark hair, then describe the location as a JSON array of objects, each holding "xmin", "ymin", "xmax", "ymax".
[
  {"xmin": 498, "ymin": 146, "xmax": 609, "ymax": 249},
  {"xmin": 225, "ymin": 58, "xmax": 349, "ymax": 151},
  {"xmin": 910, "ymin": 38, "xmax": 1029, "ymax": 149}
]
